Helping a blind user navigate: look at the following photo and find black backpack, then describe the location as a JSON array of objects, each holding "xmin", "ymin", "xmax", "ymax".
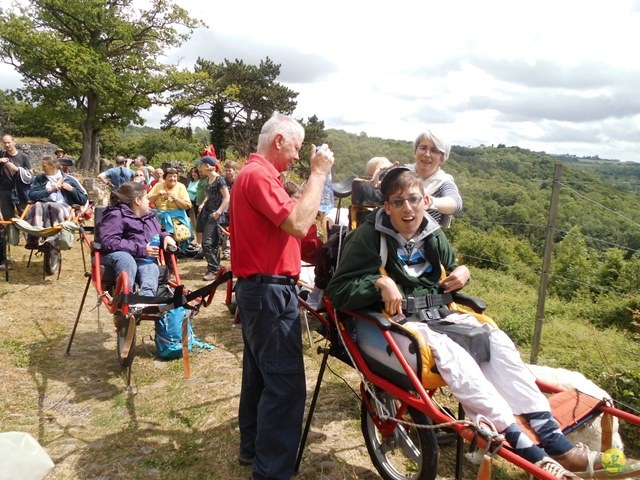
[{"xmin": 314, "ymin": 225, "xmax": 349, "ymax": 289}]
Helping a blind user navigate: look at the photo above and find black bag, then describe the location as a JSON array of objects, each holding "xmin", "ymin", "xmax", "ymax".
[
  {"xmin": 314, "ymin": 225, "xmax": 349, "ymax": 289},
  {"xmin": 351, "ymin": 179, "xmax": 384, "ymax": 207},
  {"xmin": 427, "ymin": 319, "xmax": 491, "ymax": 364}
]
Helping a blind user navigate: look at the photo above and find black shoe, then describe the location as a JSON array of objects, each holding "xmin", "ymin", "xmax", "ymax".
[
  {"xmin": 25, "ymin": 237, "xmax": 39, "ymax": 249},
  {"xmin": 238, "ymin": 455, "xmax": 254, "ymax": 466}
]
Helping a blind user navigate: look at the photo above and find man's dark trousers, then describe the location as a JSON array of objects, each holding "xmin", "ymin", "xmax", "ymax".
[{"xmin": 237, "ymin": 280, "xmax": 306, "ymax": 480}]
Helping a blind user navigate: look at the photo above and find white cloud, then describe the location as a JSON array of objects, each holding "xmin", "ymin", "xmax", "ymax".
[{"xmin": 3, "ymin": 0, "xmax": 640, "ymax": 161}]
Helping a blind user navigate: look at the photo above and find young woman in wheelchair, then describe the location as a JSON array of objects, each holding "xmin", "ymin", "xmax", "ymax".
[
  {"xmin": 326, "ymin": 167, "xmax": 639, "ymax": 480},
  {"xmin": 99, "ymin": 182, "xmax": 176, "ymax": 297}
]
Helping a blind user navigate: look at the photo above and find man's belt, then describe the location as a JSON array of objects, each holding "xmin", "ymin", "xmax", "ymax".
[
  {"xmin": 240, "ymin": 274, "xmax": 298, "ymax": 286},
  {"xmin": 402, "ymin": 293, "xmax": 454, "ymax": 314}
]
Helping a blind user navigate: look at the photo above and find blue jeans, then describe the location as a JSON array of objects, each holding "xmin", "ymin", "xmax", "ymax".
[
  {"xmin": 236, "ymin": 280, "xmax": 306, "ymax": 480},
  {"xmin": 101, "ymin": 251, "xmax": 159, "ymax": 297}
]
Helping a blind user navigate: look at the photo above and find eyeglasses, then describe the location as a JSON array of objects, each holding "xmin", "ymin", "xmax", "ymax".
[
  {"xmin": 416, "ymin": 145, "xmax": 442, "ymax": 155},
  {"xmin": 388, "ymin": 195, "xmax": 423, "ymax": 208}
]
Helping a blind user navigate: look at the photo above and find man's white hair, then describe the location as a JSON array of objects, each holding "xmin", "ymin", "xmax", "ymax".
[{"xmin": 257, "ymin": 113, "xmax": 305, "ymax": 151}]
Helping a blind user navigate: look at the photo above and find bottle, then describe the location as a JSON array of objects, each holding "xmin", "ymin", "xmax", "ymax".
[{"xmin": 145, "ymin": 234, "xmax": 160, "ymax": 263}]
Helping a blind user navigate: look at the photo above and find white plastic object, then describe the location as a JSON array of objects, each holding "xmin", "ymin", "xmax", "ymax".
[{"xmin": 0, "ymin": 432, "xmax": 54, "ymax": 480}]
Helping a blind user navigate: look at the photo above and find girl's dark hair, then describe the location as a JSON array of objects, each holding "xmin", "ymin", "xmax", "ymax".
[
  {"xmin": 110, "ymin": 181, "xmax": 146, "ymax": 206},
  {"xmin": 190, "ymin": 167, "xmax": 200, "ymax": 178},
  {"xmin": 381, "ymin": 170, "xmax": 424, "ymax": 200}
]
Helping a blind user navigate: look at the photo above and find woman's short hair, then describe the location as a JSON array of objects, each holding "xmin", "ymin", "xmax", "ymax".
[
  {"xmin": 413, "ymin": 130, "xmax": 451, "ymax": 161},
  {"xmin": 224, "ymin": 160, "xmax": 239, "ymax": 170},
  {"xmin": 41, "ymin": 155, "xmax": 60, "ymax": 171},
  {"xmin": 110, "ymin": 181, "xmax": 146, "ymax": 206},
  {"xmin": 163, "ymin": 167, "xmax": 178, "ymax": 179}
]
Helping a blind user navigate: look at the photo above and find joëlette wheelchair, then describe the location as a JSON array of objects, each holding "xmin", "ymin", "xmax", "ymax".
[
  {"xmin": 65, "ymin": 206, "xmax": 234, "ymax": 389},
  {"xmin": 295, "ymin": 177, "xmax": 640, "ymax": 480},
  {"xmin": 10, "ymin": 201, "xmax": 92, "ymax": 280}
]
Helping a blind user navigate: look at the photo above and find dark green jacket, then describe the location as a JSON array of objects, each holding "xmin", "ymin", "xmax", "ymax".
[{"xmin": 326, "ymin": 209, "xmax": 457, "ymax": 312}]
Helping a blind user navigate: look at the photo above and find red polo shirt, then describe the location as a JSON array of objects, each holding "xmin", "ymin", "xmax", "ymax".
[{"xmin": 229, "ymin": 154, "xmax": 301, "ymax": 278}]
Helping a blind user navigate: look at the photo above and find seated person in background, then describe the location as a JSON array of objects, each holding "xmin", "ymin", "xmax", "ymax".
[
  {"xmin": 406, "ymin": 130, "xmax": 462, "ymax": 227},
  {"xmin": 326, "ymin": 167, "xmax": 637, "ymax": 480},
  {"xmin": 133, "ymin": 168, "xmax": 151, "ymax": 192},
  {"xmin": 54, "ymin": 148, "xmax": 74, "ymax": 174},
  {"xmin": 150, "ymin": 167, "xmax": 163, "ymax": 188},
  {"xmin": 25, "ymin": 155, "xmax": 88, "ymax": 247},
  {"xmin": 365, "ymin": 156, "xmax": 397, "ymax": 188},
  {"xmin": 147, "ymin": 167, "xmax": 193, "ymax": 250},
  {"xmin": 317, "ymin": 207, "xmax": 349, "ymax": 241},
  {"xmin": 98, "ymin": 155, "xmax": 134, "ymax": 191},
  {"xmin": 99, "ymin": 182, "xmax": 176, "ymax": 297}
]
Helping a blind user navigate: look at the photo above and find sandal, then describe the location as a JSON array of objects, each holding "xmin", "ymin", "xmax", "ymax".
[{"xmin": 554, "ymin": 443, "xmax": 640, "ymax": 479}]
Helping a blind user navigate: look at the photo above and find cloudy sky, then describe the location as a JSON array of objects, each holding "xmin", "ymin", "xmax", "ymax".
[{"xmin": 2, "ymin": 0, "xmax": 640, "ymax": 162}]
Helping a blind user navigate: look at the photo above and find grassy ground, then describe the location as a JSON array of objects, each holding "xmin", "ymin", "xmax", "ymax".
[{"xmin": 1, "ymin": 241, "xmax": 630, "ymax": 479}]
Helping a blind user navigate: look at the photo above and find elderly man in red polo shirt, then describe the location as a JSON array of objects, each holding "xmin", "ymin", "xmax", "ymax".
[{"xmin": 230, "ymin": 113, "xmax": 334, "ymax": 480}]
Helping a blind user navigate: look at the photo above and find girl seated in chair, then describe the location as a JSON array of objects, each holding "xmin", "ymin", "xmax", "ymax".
[{"xmin": 99, "ymin": 182, "xmax": 176, "ymax": 297}]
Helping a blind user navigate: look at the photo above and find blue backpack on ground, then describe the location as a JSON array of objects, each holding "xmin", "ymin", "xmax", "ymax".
[{"xmin": 154, "ymin": 306, "xmax": 214, "ymax": 360}]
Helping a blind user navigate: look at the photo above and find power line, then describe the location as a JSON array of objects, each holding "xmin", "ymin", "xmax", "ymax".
[{"xmin": 559, "ymin": 181, "xmax": 640, "ymax": 229}]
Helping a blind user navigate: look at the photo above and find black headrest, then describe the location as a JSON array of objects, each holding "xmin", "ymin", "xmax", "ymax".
[
  {"xmin": 333, "ymin": 175, "xmax": 356, "ymax": 199},
  {"xmin": 93, "ymin": 206, "xmax": 106, "ymax": 239}
]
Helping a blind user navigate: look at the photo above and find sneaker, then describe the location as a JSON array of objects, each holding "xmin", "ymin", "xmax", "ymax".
[
  {"xmin": 202, "ymin": 271, "xmax": 217, "ymax": 281},
  {"xmin": 536, "ymin": 457, "xmax": 580, "ymax": 479},
  {"xmin": 0, "ymin": 263, "xmax": 6, "ymax": 271},
  {"xmin": 553, "ymin": 443, "xmax": 640, "ymax": 479}
]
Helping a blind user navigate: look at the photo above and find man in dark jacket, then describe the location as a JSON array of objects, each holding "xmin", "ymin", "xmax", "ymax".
[{"xmin": 0, "ymin": 134, "xmax": 32, "ymax": 269}]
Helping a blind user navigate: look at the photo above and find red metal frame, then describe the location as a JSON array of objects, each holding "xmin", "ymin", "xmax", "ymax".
[{"xmin": 309, "ymin": 298, "xmax": 640, "ymax": 480}]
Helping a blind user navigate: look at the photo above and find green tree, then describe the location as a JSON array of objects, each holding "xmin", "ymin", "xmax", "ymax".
[
  {"xmin": 597, "ymin": 248, "xmax": 626, "ymax": 293},
  {"xmin": 163, "ymin": 57, "xmax": 298, "ymax": 157},
  {"xmin": 550, "ymin": 227, "xmax": 596, "ymax": 299},
  {"xmin": 0, "ymin": 0, "xmax": 202, "ymax": 171},
  {"xmin": 0, "ymin": 89, "xmax": 22, "ymax": 134},
  {"xmin": 208, "ymin": 99, "xmax": 228, "ymax": 161},
  {"xmin": 289, "ymin": 115, "xmax": 328, "ymax": 179},
  {"xmin": 121, "ymin": 129, "xmax": 200, "ymax": 165}
]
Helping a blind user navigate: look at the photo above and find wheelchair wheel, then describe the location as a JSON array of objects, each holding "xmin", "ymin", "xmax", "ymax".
[
  {"xmin": 113, "ymin": 271, "xmax": 135, "ymax": 368},
  {"xmin": 43, "ymin": 245, "xmax": 61, "ymax": 276},
  {"xmin": 115, "ymin": 314, "xmax": 136, "ymax": 368},
  {"xmin": 361, "ymin": 389, "xmax": 438, "ymax": 480}
]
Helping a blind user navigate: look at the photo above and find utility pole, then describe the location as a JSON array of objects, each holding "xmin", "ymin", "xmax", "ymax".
[{"xmin": 530, "ymin": 163, "xmax": 563, "ymax": 364}]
